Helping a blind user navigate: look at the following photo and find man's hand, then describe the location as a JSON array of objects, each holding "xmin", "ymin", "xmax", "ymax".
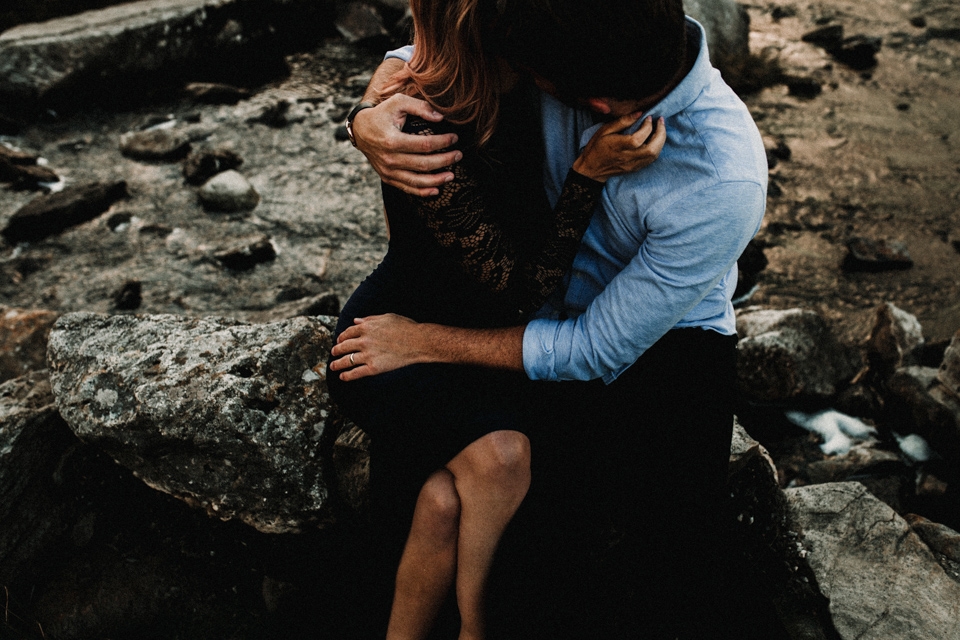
[
  {"xmin": 352, "ymin": 94, "xmax": 463, "ymax": 197},
  {"xmin": 329, "ymin": 314, "xmax": 526, "ymax": 381},
  {"xmin": 330, "ymin": 314, "xmax": 428, "ymax": 381}
]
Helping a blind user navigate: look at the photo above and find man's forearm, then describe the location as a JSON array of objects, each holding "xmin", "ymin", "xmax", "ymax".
[{"xmin": 416, "ymin": 323, "xmax": 525, "ymax": 372}]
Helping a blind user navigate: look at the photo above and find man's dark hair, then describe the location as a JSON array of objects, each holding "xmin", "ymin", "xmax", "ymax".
[{"xmin": 499, "ymin": 0, "xmax": 688, "ymax": 101}]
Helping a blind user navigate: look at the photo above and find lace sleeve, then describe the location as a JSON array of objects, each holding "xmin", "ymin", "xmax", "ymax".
[{"xmin": 404, "ymin": 118, "xmax": 603, "ymax": 317}]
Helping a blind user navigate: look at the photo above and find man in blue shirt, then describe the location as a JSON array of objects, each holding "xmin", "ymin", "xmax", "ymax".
[{"xmin": 332, "ymin": 0, "xmax": 771, "ymax": 636}]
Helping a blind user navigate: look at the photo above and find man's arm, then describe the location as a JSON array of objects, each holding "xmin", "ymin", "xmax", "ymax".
[
  {"xmin": 350, "ymin": 59, "xmax": 463, "ymax": 196},
  {"xmin": 329, "ymin": 314, "xmax": 524, "ymax": 381}
]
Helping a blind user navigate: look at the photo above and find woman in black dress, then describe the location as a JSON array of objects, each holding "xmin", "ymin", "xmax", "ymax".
[{"xmin": 326, "ymin": 0, "xmax": 663, "ymax": 637}]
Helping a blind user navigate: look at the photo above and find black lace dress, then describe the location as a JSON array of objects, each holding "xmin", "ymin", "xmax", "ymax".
[{"xmin": 325, "ymin": 82, "xmax": 601, "ymax": 546}]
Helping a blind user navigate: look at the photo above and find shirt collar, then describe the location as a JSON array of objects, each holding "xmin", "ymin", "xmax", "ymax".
[{"xmin": 579, "ymin": 17, "xmax": 712, "ymax": 148}]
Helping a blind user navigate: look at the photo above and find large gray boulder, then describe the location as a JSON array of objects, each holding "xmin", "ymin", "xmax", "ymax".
[
  {"xmin": 786, "ymin": 482, "xmax": 960, "ymax": 640},
  {"xmin": 0, "ymin": 0, "xmax": 333, "ymax": 113},
  {"xmin": 736, "ymin": 307, "xmax": 862, "ymax": 404},
  {"xmin": 684, "ymin": 0, "xmax": 751, "ymax": 85},
  {"xmin": 47, "ymin": 312, "xmax": 345, "ymax": 534}
]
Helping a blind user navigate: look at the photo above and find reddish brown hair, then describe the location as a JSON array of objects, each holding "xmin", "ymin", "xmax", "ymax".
[{"xmin": 385, "ymin": 0, "xmax": 500, "ymax": 146}]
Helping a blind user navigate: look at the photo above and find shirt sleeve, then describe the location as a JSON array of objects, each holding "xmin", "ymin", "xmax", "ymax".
[
  {"xmin": 522, "ymin": 180, "xmax": 766, "ymax": 382},
  {"xmin": 384, "ymin": 45, "xmax": 414, "ymax": 62},
  {"xmin": 402, "ymin": 118, "xmax": 604, "ymax": 317}
]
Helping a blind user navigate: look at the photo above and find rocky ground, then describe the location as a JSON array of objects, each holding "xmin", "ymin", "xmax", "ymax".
[{"xmin": 1, "ymin": 0, "xmax": 960, "ymax": 638}]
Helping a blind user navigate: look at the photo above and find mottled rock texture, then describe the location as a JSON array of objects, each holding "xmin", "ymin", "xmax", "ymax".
[{"xmin": 47, "ymin": 312, "xmax": 345, "ymax": 533}]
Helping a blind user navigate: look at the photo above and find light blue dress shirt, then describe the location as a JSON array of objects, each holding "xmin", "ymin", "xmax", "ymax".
[{"xmin": 385, "ymin": 18, "xmax": 767, "ymax": 384}]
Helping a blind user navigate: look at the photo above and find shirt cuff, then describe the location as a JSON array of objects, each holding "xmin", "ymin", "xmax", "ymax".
[{"xmin": 522, "ymin": 318, "xmax": 559, "ymax": 381}]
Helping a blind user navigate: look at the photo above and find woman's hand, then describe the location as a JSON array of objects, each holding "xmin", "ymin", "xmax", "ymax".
[
  {"xmin": 353, "ymin": 94, "xmax": 463, "ymax": 197},
  {"xmin": 330, "ymin": 314, "xmax": 426, "ymax": 381},
  {"xmin": 572, "ymin": 114, "xmax": 666, "ymax": 183}
]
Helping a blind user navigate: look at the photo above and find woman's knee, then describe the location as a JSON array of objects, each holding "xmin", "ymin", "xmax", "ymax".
[
  {"xmin": 460, "ymin": 430, "xmax": 532, "ymax": 487},
  {"xmin": 417, "ymin": 469, "xmax": 461, "ymax": 536}
]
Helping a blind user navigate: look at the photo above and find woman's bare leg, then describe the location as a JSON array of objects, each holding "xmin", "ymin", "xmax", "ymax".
[
  {"xmin": 445, "ymin": 430, "xmax": 532, "ymax": 640},
  {"xmin": 386, "ymin": 469, "xmax": 461, "ymax": 640}
]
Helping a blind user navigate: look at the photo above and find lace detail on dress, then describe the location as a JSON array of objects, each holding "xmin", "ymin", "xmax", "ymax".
[{"xmin": 403, "ymin": 119, "xmax": 603, "ymax": 317}]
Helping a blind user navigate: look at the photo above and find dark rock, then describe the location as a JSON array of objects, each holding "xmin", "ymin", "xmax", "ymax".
[
  {"xmin": 0, "ymin": 156, "xmax": 59, "ymax": 187},
  {"xmin": 334, "ymin": 124, "xmax": 351, "ymax": 141},
  {"xmin": 0, "ymin": 306, "xmax": 60, "ymax": 384},
  {"xmin": 119, "ymin": 129, "xmax": 191, "ymax": 161},
  {"xmin": 0, "ymin": 143, "xmax": 37, "ymax": 165},
  {"xmin": 182, "ymin": 148, "xmax": 244, "ymax": 185},
  {"xmin": 106, "ymin": 211, "xmax": 133, "ymax": 231},
  {"xmin": 213, "ymin": 234, "xmax": 276, "ymax": 271},
  {"xmin": 249, "ymin": 100, "xmax": 291, "ymax": 128},
  {"xmin": 927, "ymin": 26, "xmax": 960, "ymax": 40},
  {"xmin": 885, "ymin": 366, "xmax": 960, "ymax": 477},
  {"xmin": 785, "ymin": 75, "xmax": 823, "ymax": 99},
  {"xmin": 833, "ymin": 35, "xmax": 882, "ymax": 70},
  {"xmin": 786, "ymin": 482, "xmax": 960, "ymax": 639},
  {"xmin": 183, "ymin": 82, "xmax": 251, "ymax": 105},
  {"xmin": 2, "ymin": 180, "xmax": 127, "ymax": 243},
  {"xmin": 112, "ymin": 280, "xmax": 142, "ymax": 310},
  {"xmin": 864, "ymin": 302, "xmax": 925, "ymax": 375},
  {"xmin": 842, "ymin": 236, "xmax": 913, "ymax": 272},
  {"xmin": 801, "ymin": 24, "xmax": 845, "ymax": 50},
  {"xmin": 683, "ymin": 0, "xmax": 752, "ymax": 86},
  {"xmin": 241, "ymin": 292, "xmax": 341, "ymax": 323},
  {"xmin": 939, "ymin": 329, "xmax": 960, "ymax": 397},
  {"xmin": 335, "ymin": 1, "xmax": 389, "ymax": 43},
  {"xmin": 734, "ymin": 239, "xmax": 767, "ymax": 302},
  {"xmin": 332, "ymin": 424, "xmax": 370, "ymax": 515},
  {"xmin": 833, "ymin": 383, "xmax": 884, "ymax": 421},
  {"xmin": 909, "ymin": 15, "xmax": 928, "ymax": 28},
  {"xmin": 771, "ymin": 5, "xmax": 797, "ymax": 21},
  {"xmin": 736, "ymin": 307, "xmax": 862, "ymax": 404},
  {"xmin": 0, "ymin": 371, "xmax": 80, "ymax": 586},
  {"xmin": 198, "ymin": 170, "xmax": 260, "ymax": 212},
  {"xmin": 47, "ymin": 312, "xmax": 346, "ymax": 533}
]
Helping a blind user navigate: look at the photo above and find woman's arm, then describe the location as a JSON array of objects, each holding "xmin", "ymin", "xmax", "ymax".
[{"xmin": 404, "ymin": 113, "xmax": 664, "ymax": 316}]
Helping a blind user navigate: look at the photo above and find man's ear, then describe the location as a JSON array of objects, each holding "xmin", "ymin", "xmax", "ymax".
[{"xmin": 585, "ymin": 98, "xmax": 613, "ymax": 115}]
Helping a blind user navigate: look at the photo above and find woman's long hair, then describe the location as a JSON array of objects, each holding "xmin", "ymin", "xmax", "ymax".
[{"xmin": 386, "ymin": 0, "xmax": 500, "ymax": 146}]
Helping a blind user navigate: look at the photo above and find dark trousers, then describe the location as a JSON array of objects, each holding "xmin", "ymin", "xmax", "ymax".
[{"xmin": 493, "ymin": 328, "xmax": 768, "ymax": 639}]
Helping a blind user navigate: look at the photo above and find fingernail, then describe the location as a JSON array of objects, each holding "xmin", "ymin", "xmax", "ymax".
[
  {"xmin": 454, "ymin": 151, "xmax": 463, "ymax": 161},
  {"xmin": 450, "ymin": 134, "xmax": 459, "ymax": 143}
]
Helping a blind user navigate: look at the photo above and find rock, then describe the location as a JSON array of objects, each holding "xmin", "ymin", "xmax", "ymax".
[
  {"xmin": 785, "ymin": 75, "xmax": 823, "ymax": 99},
  {"xmin": 47, "ymin": 312, "xmax": 345, "ymax": 533},
  {"xmin": 0, "ymin": 0, "xmax": 282, "ymax": 113},
  {"xmin": 786, "ymin": 482, "xmax": 960, "ymax": 639},
  {"xmin": 112, "ymin": 280, "xmax": 142, "ymax": 310},
  {"xmin": 833, "ymin": 35, "xmax": 882, "ymax": 71},
  {"xmin": 182, "ymin": 148, "xmax": 243, "ymax": 185},
  {"xmin": 240, "ymin": 292, "xmax": 341, "ymax": 324},
  {"xmin": 0, "ymin": 371, "xmax": 81, "ymax": 586},
  {"xmin": 332, "ymin": 424, "xmax": 370, "ymax": 515},
  {"xmin": 938, "ymin": 329, "xmax": 960, "ymax": 397},
  {"xmin": 801, "ymin": 24, "xmax": 845, "ymax": 50},
  {"xmin": 213, "ymin": 234, "xmax": 276, "ymax": 270},
  {"xmin": 842, "ymin": 236, "xmax": 913, "ymax": 272},
  {"xmin": 736, "ymin": 307, "xmax": 862, "ymax": 404},
  {"xmin": 183, "ymin": 81, "xmax": 250, "ymax": 104},
  {"xmin": 1, "ymin": 181, "xmax": 127, "ymax": 243},
  {"xmin": 119, "ymin": 129, "xmax": 191, "ymax": 161},
  {"xmin": 905, "ymin": 513, "xmax": 960, "ymax": 563},
  {"xmin": 335, "ymin": 1, "xmax": 389, "ymax": 43},
  {"xmin": 198, "ymin": 170, "xmax": 260, "ymax": 212},
  {"xmin": 249, "ymin": 100, "xmax": 292, "ymax": 128},
  {"xmin": 0, "ymin": 158, "xmax": 60, "ymax": 188},
  {"xmin": 804, "ymin": 445, "xmax": 901, "ymax": 485},
  {"xmin": 683, "ymin": 0, "xmax": 751, "ymax": 86},
  {"xmin": 0, "ymin": 306, "xmax": 60, "ymax": 384},
  {"xmin": 885, "ymin": 364, "xmax": 960, "ymax": 484},
  {"xmin": 864, "ymin": 302, "xmax": 925, "ymax": 375},
  {"xmin": 734, "ymin": 238, "xmax": 767, "ymax": 302}
]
